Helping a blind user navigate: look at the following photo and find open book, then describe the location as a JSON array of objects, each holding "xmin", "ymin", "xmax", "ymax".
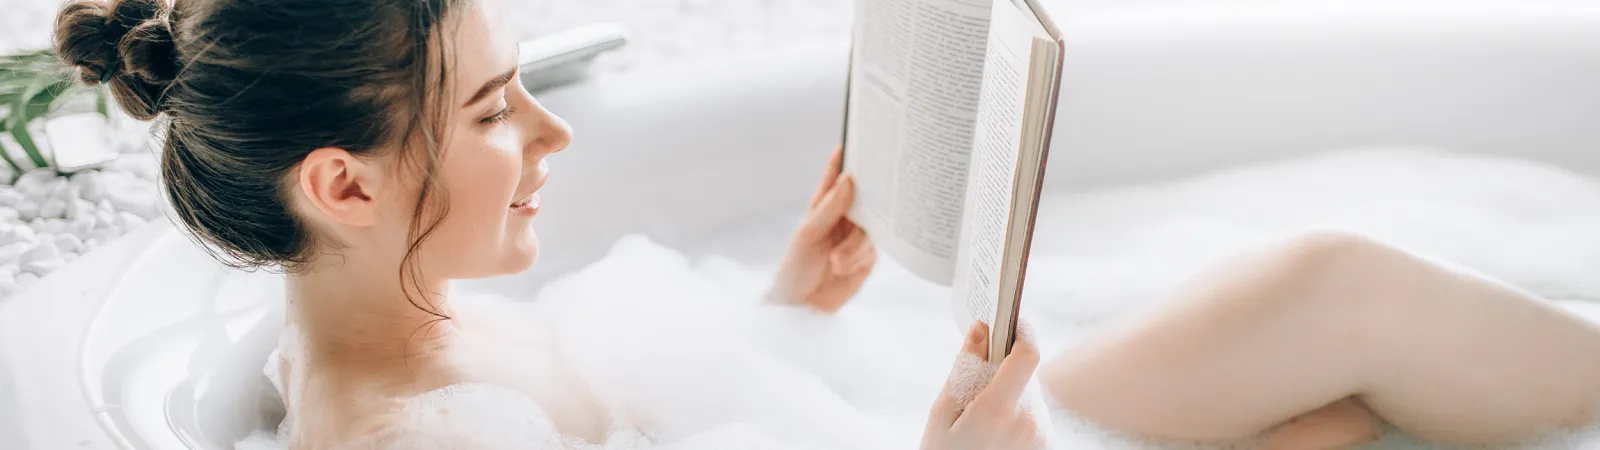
[{"xmin": 841, "ymin": 0, "xmax": 1064, "ymax": 363}]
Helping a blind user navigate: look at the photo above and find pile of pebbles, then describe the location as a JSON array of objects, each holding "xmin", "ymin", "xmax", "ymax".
[{"xmin": 0, "ymin": 154, "xmax": 164, "ymax": 300}]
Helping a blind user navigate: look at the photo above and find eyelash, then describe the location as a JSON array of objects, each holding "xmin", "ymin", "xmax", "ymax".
[{"xmin": 481, "ymin": 105, "xmax": 517, "ymax": 125}]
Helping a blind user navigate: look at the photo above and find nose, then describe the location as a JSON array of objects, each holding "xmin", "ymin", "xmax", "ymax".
[{"xmin": 521, "ymin": 97, "xmax": 572, "ymax": 159}]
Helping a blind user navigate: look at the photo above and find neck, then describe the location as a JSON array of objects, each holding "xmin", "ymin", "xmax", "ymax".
[{"xmin": 286, "ymin": 262, "xmax": 458, "ymax": 369}]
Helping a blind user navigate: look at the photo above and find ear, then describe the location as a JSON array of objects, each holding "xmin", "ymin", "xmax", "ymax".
[{"xmin": 297, "ymin": 148, "xmax": 383, "ymax": 228}]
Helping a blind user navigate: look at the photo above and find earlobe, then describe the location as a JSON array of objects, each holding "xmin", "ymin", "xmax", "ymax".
[{"xmin": 298, "ymin": 148, "xmax": 381, "ymax": 227}]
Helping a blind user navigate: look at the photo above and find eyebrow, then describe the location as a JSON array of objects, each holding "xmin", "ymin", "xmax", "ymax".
[{"xmin": 462, "ymin": 67, "xmax": 518, "ymax": 108}]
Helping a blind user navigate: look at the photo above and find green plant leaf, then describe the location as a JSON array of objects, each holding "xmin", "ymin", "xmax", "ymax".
[
  {"xmin": 7, "ymin": 124, "xmax": 43, "ymax": 169},
  {"xmin": 0, "ymin": 130, "xmax": 21, "ymax": 172},
  {"xmin": 95, "ymin": 86, "xmax": 109, "ymax": 119},
  {"xmin": 0, "ymin": 49, "xmax": 99, "ymax": 170},
  {"xmin": 7, "ymin": 76, "xmax": 74, "ymax": 168}
]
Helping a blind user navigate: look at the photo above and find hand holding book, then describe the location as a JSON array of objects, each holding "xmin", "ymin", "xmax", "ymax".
[
  {"xmin": 767, "ymin": 146, "xmax": 878, "ymax": 313},
  {"xmin": 921, "ymin": 320, "xmax": 1045, "ymax": 450}
]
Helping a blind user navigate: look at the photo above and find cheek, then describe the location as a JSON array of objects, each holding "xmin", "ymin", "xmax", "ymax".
[{"xmin": 420, "ymin": 137, "xmax": 524, "ymax": 276}]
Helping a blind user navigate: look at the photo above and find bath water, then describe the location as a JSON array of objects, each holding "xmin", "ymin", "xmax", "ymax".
[{"xmin": 238, "ymin": 147, "xmax": 1600, "ymax": 449}]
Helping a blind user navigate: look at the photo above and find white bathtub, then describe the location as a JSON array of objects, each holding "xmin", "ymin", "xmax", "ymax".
[{"xmin": 2, "ymin": 3, "xmax": 1599, "ymax": 449}]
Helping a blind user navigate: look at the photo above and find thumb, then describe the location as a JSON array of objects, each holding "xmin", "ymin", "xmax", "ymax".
[
  {"xmin": 967, "ymin": 323, "xmax": 1041, "ymax": 417},
  {"xmin": 799, "ymin": 175, "xmax": 855, "ymax": 237}
]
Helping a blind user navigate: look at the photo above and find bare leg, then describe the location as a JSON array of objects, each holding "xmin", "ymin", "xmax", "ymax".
[{"xmin": 1041, "ymin": 231, "xmax": 1600, "ymax": 446}]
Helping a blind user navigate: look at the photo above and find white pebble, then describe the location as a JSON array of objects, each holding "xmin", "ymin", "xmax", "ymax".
[
  {"xmin": 23, "ymin": 179, "xmax": 66, "ymax": 201},
  {"xmin": 95, "ymin": 170, "xmax": 134, "ymax": 193},
  {"xmin": 95, "ymin": 208, "xmax": 116, "ymax": 227},
  {"xmin": 118, "ymin": 212, "xmax": 148, "ymax": 231},
  {"xmin": 0, "ymin": 189, "xmax": 22, "ymax": 207},
  {"xmin": 0, "ymin": 209, "xmax": 18, "ymax": 223},
  {"xmin": 39, "ymin": 199, "xmax": 66, "ymax": 219},
  {"xmin": 21, "ymin": 258, "xmax": 61, "ymax": 276},
  {"xmin": 0, "ymin": 226, "xmax": 34, "ymax": 246},
  {"xmin": 62, "ymin": 252, "xmax": 78, "ymax": 263},
  {"xmin": 111, "ymin": 154, "xmax": 160, "ymax": 180},
  {"xmin": 55, "ymin": 235, "xmax": 83, "ymax": 254},
  {"xmin": 109, "ymin": 192, "xmax": 158, "ymax": 219},
  {"xmin": 34, "ymin": 233, "xmax": 52, "ymax": 244},
  {"xmin": 0, "ymin": 281, "xmax": 17, "ymax": 298},
  {"xmin": 16, "ymin": 201, "xmax": 39, "ymax": 221},
  {"xmin": 70, "ymin": 218, "xmax": 95, "ymax": 237},
  {"xmin": 13, "ymin": 169, "xmax": 57, "ymax": 194},
  {"xmin": 68, "ymin": 200, "xmax": 95, "ymax": 221},
  {"xmin": 36, "ymin": 219, "xmax": 66, "ymax": 235},
  {"xmin": 16, "ymin": 273, "xmax": 39, "ymax": 287},
  {"xmin": 19, "ymin": 241, "xmax": 59, "ymax": 267},
  {"xmin": 0, "ymin": 265, "xmax": 15, "ymax": 277},
  {"xmin": 0, "ymin": 243, "xmax": 31, "ymax": 265},
  {"xmin": 71, "ymin": 172, "xmax": 106, "ymax": 203},
  {"xmin": 50, "ymin": 182, "xmax": 80, "ymax": 203},
  {"xmin": 92, "ymin": 227, "xmax": 122, "ymax": 244}
]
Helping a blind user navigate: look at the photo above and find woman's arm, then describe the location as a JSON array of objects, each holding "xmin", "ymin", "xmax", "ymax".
[{"xmin": 1040, "ymin": 231, "xmax": 1600, "ymax": 447}]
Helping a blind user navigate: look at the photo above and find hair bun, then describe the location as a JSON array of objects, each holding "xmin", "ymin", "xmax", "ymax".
[
  {"xmin": 53, "ymin": 0, "xmax": 177, "ymax": 119},
  {"xmin": 118, "ymin": 15, "xmax": 178, "ymax": 84}
]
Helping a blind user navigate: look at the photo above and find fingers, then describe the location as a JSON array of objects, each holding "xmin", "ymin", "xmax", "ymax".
[
  {"xmin": 968, "ymin": 324, "xmax": 1041, "ymax": 416},
  {"xmin": 799, "ymin": 175, "xmax": 855, "ymax": 237},
  {"xmin": 929, "ymin": 322, "xmax": 992, "ymax": 430},
  {"xmin": 830, "ymin": 227, "xmax": 876, "ymax": 275},
  {"xmin": 809, "ymin": 146, "xmax": 846, "ymax": 208},
  {"xmin": 927, "ymin": 322, "xmax": 1048, "ymax": 450},
  {"xmin": 846, "ymin": 241, "xmax": 877, "ymax": 275},
  {"xmin": 963, "ymin": 321, "xmax": 990, "ymax": 360}
]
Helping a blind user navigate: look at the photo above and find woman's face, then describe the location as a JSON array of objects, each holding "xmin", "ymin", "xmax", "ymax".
[{"xmin": 395, "ymin": 0, "xmax": 572, "ymax": 280}]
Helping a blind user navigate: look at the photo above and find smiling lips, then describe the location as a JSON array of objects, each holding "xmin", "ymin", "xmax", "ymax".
[{"xmin": 509, "ymin": 167, "xmax": 546, "ymax": 216}]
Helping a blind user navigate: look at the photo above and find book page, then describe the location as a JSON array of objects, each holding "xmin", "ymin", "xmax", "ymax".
[
  {"xmin": 949, "ymin": 0, "xmax": 1047, "ymax": 348},
  {"xmin": 843, "ymin": 0, "xmax": 992, "ymax": 285}
]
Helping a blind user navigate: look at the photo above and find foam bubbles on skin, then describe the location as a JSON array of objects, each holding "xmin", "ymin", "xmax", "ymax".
[
  {"xmin": 944, "ymin": 353, "xmax": 1000, "ymax": 413},
  {"xmin": 239, "ymin": 148, "xmax": 1600, "ymax": 449}
]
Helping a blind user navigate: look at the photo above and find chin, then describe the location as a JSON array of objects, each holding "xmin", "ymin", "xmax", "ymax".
[{"xmin": 502, "ymin": 230, "xmax": 540, "ymax": 273}]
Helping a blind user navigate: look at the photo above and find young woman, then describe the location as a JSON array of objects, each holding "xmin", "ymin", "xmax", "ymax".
[{"xmin": 54, "ymin": 0, "xmax": 1600, "ymax": 448}]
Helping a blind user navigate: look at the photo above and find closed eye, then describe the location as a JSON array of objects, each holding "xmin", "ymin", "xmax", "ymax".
[{"xmin": 480, "ymin": 105, "xmax": 517, "ymax": 125}]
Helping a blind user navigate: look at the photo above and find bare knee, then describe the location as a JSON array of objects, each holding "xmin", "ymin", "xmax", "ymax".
[
  {"xmin": 1181, "ymin": 230, "xmax": 1399, "ymax": 320},
  {"xmin": 1272, "ymin": 230, "xmax": 1394, "ymax": 277},
  {"xmin": 1244, "ymin": 230, "xmax": 1423, "ymax": 311}
]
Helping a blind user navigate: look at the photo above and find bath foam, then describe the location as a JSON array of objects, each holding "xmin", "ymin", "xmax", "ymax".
[{"xmin": 240, "ymin": 147, "xmax": 1600, "ymax": 449}]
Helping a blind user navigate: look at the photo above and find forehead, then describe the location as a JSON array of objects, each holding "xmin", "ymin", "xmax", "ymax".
[{"xmin": 446, "ymin": 0, "xmax": 517, "ymax": 101}]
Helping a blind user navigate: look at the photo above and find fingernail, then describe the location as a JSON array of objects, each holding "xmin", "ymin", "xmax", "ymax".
[{"xmin": 968, "ymin": 322, "xmax": 987, "ymax": 345}]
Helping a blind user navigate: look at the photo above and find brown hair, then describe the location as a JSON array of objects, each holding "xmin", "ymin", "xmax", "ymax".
[{"xmin": 53, "ymin": 0, "xmax": 464, "ymax": 317}]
